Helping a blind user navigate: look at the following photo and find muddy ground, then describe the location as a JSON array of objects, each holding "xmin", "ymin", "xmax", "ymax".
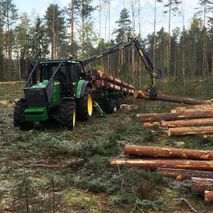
[{"xmin": 0, "ymin": 80, "xmax": 213, "ymax": 213}]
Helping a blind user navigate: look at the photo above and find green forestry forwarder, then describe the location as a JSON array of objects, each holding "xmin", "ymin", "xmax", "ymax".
[{"xmin": 13, "ymin": 37, "xmax": 163, "ymax": 130}]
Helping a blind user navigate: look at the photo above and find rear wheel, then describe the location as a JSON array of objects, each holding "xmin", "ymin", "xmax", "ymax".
[
  {"xmin": 77, "ymin": 88, "xmax": 93, "ymax": 121},
  {"xmin": 116, "ymin": 97, "xmax": 123, "ymax": 110},
  {"xmin": 104, "ymin": 98, "xmax": 118, "ymax": 114},
  {"xmin": 14, "ymin": 99, "xmax": 33, "ymax": 130},
  {"xmin": 59, "ymin": 100, "xmax": 76, "ymax": 130}
]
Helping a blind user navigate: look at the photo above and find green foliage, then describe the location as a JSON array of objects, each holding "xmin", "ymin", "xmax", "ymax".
[
  {"xmin": 29, "ymin": 16, "xmax": 49, "ymax": 59},
  {"xmin": 113, "ymin": 8, "xmax": 132, "ymax": 43}
]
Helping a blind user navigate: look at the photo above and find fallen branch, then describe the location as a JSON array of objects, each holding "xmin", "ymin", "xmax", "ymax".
[{"xmin": 175, "ymin": 198, "xmax": 198, "ymax": 213}]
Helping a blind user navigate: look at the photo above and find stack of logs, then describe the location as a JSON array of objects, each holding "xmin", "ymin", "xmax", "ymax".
[
  {"xmin": 94, "ymin": 70, "xmax": 135, "ymax": 95},
  {"xmin": 111, "ymin": 145, "xmax": 213, "ymax": 204},
  {"xmin": 136, "ymin": 103, "xmax": 213, "ymax": 136}
]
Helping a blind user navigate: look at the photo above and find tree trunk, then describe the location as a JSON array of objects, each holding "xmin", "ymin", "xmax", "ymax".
[
  {"xmin": 167, "ymin": 1, "xmax": 171, "ymax": 79},
  {"xmin": 137, "ymin": 112, "xmax": 213, "ymax": 122},
  {"xmin": 205, "ymin": 191, "xmax": 213, "ymax": 204},
  {"xmin": 159, "ymin": 168, "xmax": 213, "ymax": 181},
  {"xmin": 124, "ymin": 145, "xmax": 213, "ymax": 160},
  {"xmin": 71, "ymin": 0, "xmax": 75, "ymax": 43},
  {"xmin": 168, "ymin": 126, "xmax": 213, "ymax": 136},
  {"xmin": 144, "ymin": 118, "xmax": 213, "ymax": 128},
  {"xmin": 110, "ymin": 159, "xmax": 213, "ymax": 171},
  {"xmin": 191, "ymin": 177, "xmax": 213, "ymax": 194},
  {"xmin": 134, "ymin": 91, "xmax": 211, "ymax": 105}
]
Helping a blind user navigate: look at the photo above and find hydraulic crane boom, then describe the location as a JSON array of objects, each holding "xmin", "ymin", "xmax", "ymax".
[{"xmin": 82, "ymin": 37, "xmax": 163, "ymax": 97}]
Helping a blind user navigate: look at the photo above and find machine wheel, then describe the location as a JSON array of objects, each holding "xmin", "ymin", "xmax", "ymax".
[
  {"xmin": 59, "ymin": 100, "xmax": 76, "ymax": 130},
  {"xmin": 104, "ymin": 98, "xmax": 118, "ymax": 114},
  {"xmin": 116, "ymin": 97, "xmax": 123, "ymax": 110},
  {"xmin": 14, "ymin": 99, "xmax": 33, "ymax": 130},
  {"xmin": 77, "ymin": 88, "xmax": 93, "ymax": 121}
]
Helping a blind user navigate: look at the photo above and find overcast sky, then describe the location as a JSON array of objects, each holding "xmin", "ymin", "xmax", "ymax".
[{"xmin": 14, "ymin": 0, "xmax": 200, "ymax": 39}]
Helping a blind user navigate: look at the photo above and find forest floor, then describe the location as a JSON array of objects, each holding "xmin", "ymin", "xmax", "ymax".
[{"xmin": 0, "ymin": 79, "xmax": 213, "ymax": 213}]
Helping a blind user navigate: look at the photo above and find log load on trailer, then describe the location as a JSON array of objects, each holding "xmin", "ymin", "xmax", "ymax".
[{"xmin": 13, "ymin": 37, "xmax": 163, "ymax": 130}]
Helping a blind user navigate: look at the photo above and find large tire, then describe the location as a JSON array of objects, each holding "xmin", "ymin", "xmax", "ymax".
[
  {"xmin": 104, "ymin": 98, "xmax": 118, "ymax": 114},
  {"xmin": 77, "ymin": 88, "xmax": 93, "ymax": 121},
  {"xmin": 14, "ymin": 99, "xmax": 33, "ymax": 130},
  {"xmin": 116, "ymin": 97, "xmax": 123, "ymax": 110},
  {"xmin": 59, "ymin": 100, "xmax": 76, "ymax": 130}
]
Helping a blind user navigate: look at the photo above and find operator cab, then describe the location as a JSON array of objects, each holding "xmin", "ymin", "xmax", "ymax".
[{"xmin": 24, "ymin": 60, "xmax": 85, "ymax": 107}]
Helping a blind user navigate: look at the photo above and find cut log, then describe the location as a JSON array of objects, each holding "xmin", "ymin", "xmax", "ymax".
[
  {"xmin": 171, "ymin": 108, "xmax": 213, "ymax": 114},
  {"xmin": 97, "ymin": 70, "xmax": 135, "ymax": 90},
  {"xmin": 204, "ymin": 135, "xmax": 213, "ymax": 140},
  {"xmin": 134, "ymin": 91, "xmax": 211, "ymax": 105},
  {"xmin": 137, "ymin": 111, "xmax": 213, "ymax": 122},
  {"xmin": 95, "ymin": 80, "xmax": 134, "ymax": 95},
  {"xmin": 168, "ymin": 126, "xmax": 213, "ymax": 136},
  {"xmin": 144, "ymin": 118, "xmax": 213, "ymax": 128},
  {"xmin": 171, "ymin": 104, "xmax": 213, "ymax": 113},
  {"xmin": 144, "ymin": 122, "xmax": 161, "ymax": 128},
  {"xmin": 159, "ymin": 168, "xmax": 213, "ymax": 181},
  {"xmin": 173, "ymin": 104, "xmax": 213, "ymax": 109},
  {"xmin": 111, "ymin": 159, "xmax": 213, "ymax": 171},
  {"xmin": 124, "ymin": 145, "xmax": 213, "ymax": 160},
  {"xmin": 204, "ymin": 191, "xmax": 213, "ymax": 204},
  {"xmin": 191, "ymin": 177, "xmax": 213, "ymax": 194},
  {"xmin": 161, "ymin": 118, "xmax": 213, "ymax": 128}
]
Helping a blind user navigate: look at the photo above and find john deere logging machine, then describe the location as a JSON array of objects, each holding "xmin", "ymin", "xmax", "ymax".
[{"xmin": 14, "ymin": 38, "xmax": 162, "ymax": 130}]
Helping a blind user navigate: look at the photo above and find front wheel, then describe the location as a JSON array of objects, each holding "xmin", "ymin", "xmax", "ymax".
[
  {"xmin": 77, "ymin": 88, "xmax": 93, "ymax": 121},
  {"xmin": 13, "ymin": 99, "xmax": 33, "ymax": 130},
  {"xmin": 59, "ymin": 100, "xmax": 76, "ymax": 130}
]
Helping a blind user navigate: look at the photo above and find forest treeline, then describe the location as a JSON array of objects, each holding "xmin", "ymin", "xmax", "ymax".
[{"xmin": 0, "ymin": 0, "xmax": 212, "ymax": 85}]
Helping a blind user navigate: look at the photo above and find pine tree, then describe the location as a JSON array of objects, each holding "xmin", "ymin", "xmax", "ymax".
[
  {"xmin": 74, "ymin": 0, "xmax": 95, "ymax": 55},
  {"xmin": 45, "ymin": 4, "xmax": 66, "ymax": 59},
  {"xmin": 15, "ymin": 13, "xmax": 31, "ymax": 79},
  {"xmin": 113, "ymin": 8, "xmax": 132, "ymax": 43},
  {"xmin": 29, "ymin": 16, "xmax": 49, "ymax": 59},
  {"xmin": 0, "ymin": 0, "xmax": 18, "ymax": 79},
  {"xmin": 196, "ymin": 0, "xmax": 213, "ymax": 76},
  {"xmin": 164, "ymin": 0, "xmax": 182, "ymax": 79}
]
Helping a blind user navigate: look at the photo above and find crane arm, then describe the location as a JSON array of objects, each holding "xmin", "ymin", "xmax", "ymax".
[{"xmin": 82, "ymin": 37, "xmax": 163, "ymax": 97}]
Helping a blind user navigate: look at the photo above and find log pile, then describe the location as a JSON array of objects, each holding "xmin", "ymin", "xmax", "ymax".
[
  {"xmin": 137, "ymin": 103, "xmax": 213, "ymax": 136},
  {"xmin": 94, "ymin": 70, "xmax": 135, "ymax": 95},
  {"xmin": 111, "ymin": 144, "xmax": 213, "ymax": 204}
]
